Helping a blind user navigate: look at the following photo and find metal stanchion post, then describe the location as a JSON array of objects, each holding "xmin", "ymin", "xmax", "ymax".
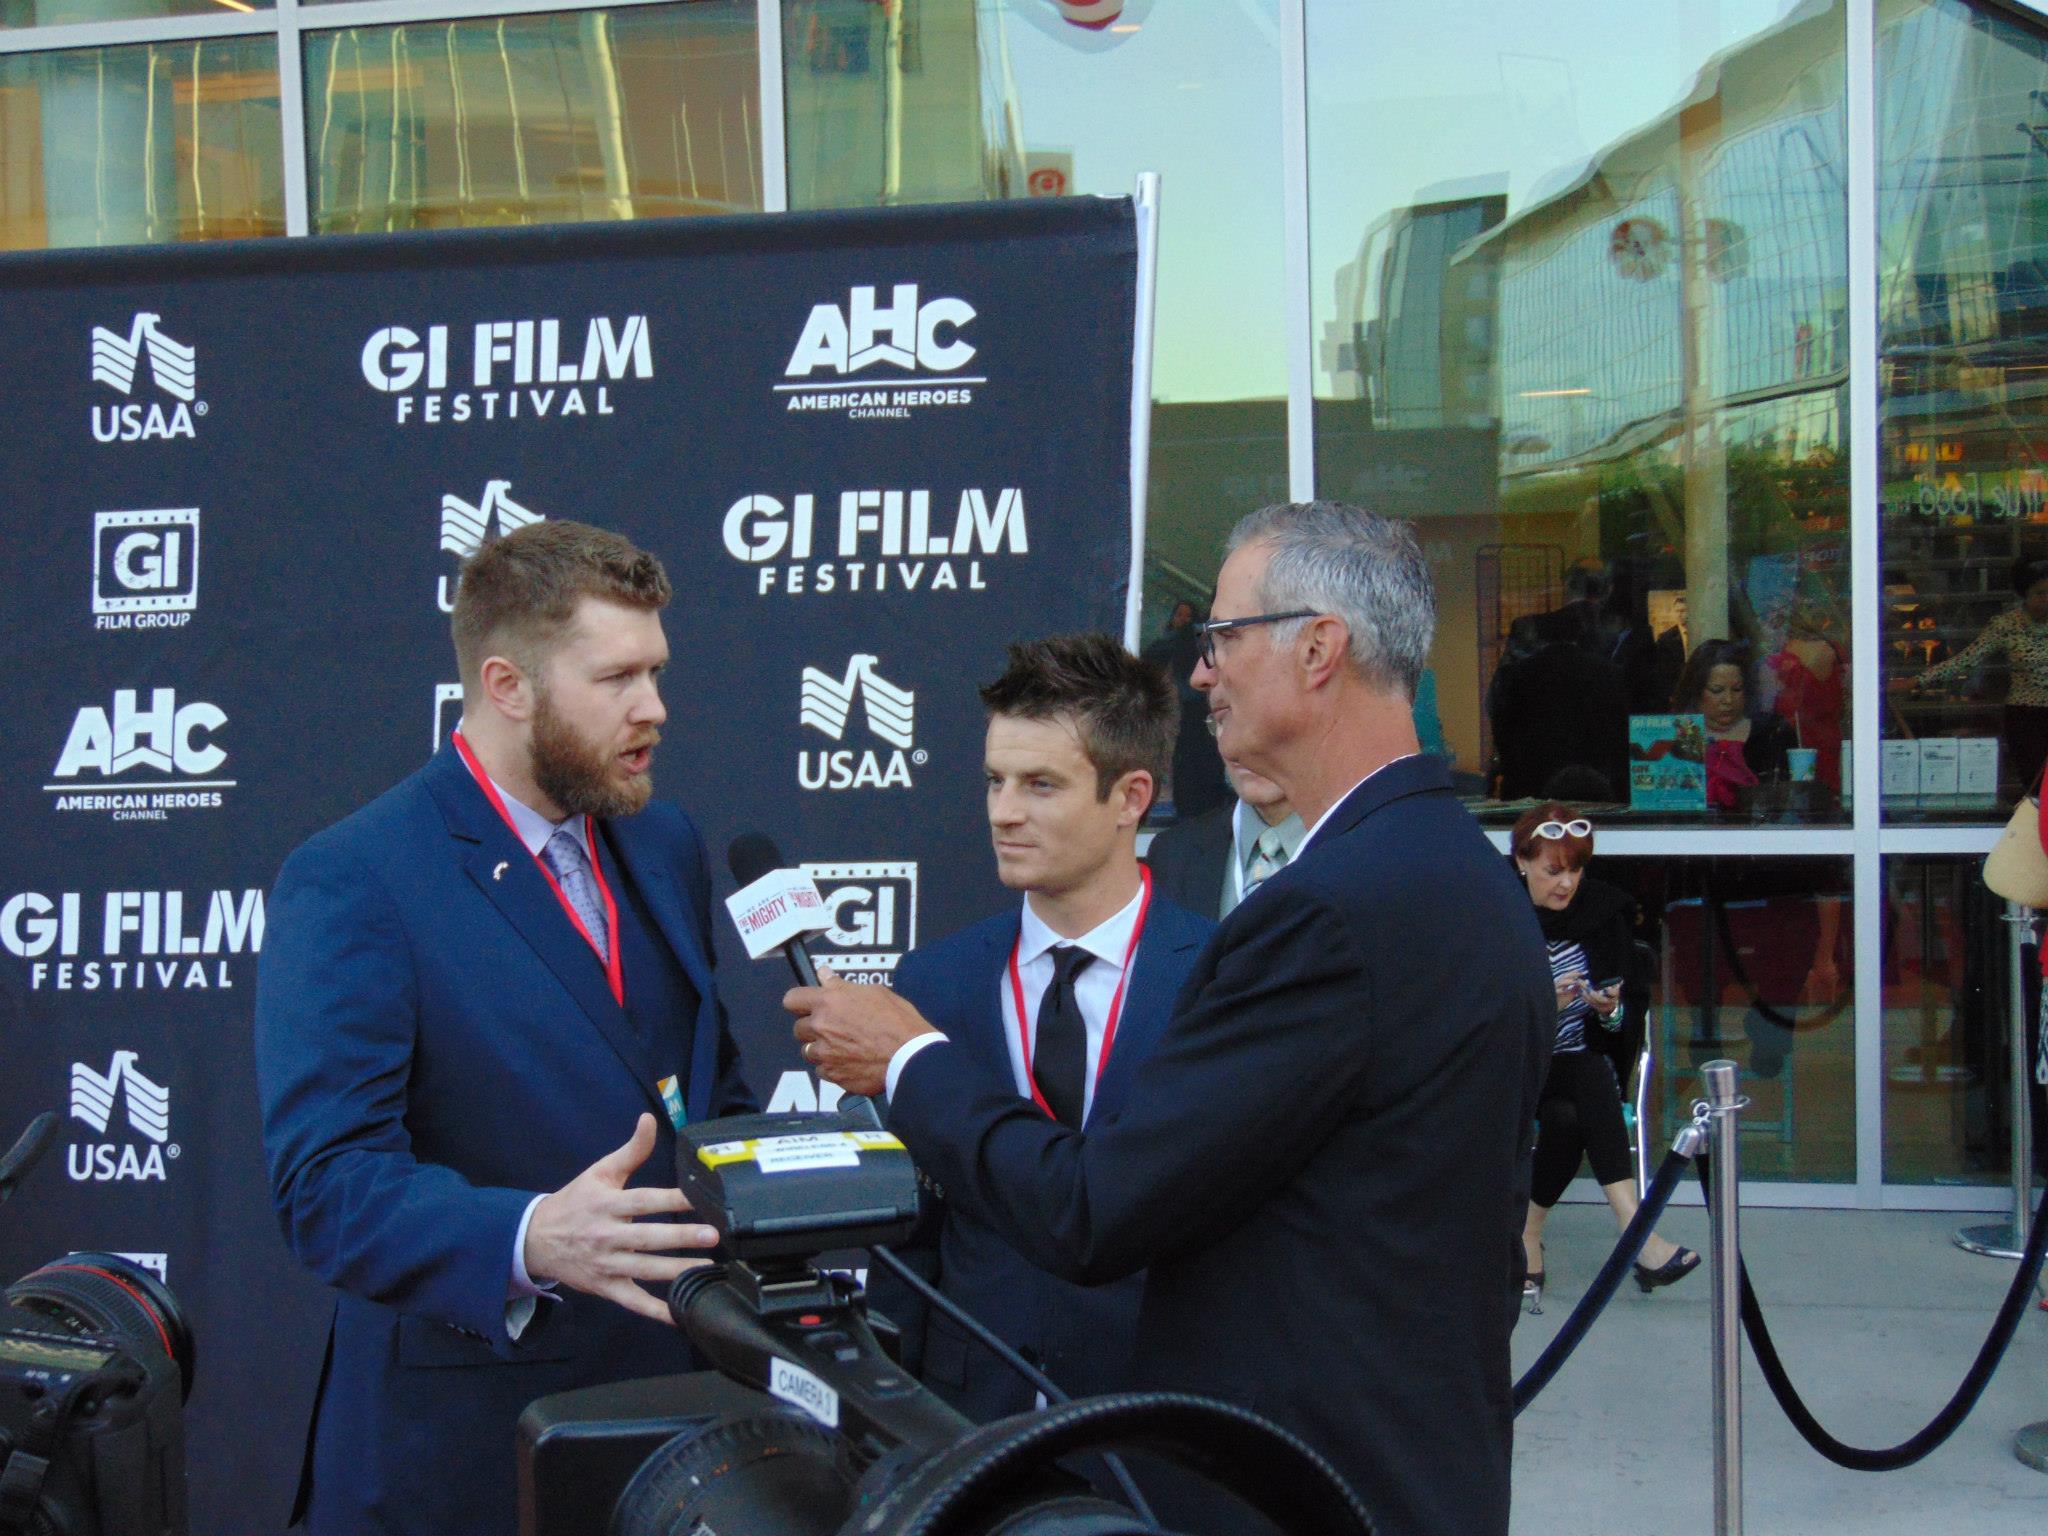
[
  {"xmin": 1701, "ymin": 1060, "xmax": 1749, "ymax": 1536},
  {"xmin": 1956, "ymin": 902, "xmax": 2038, "ymax": 1260}
]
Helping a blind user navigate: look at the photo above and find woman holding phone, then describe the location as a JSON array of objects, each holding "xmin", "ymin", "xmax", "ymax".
[{"xmin": 1513, "ymin": 803, "xmax": 1698, "ymax": 1309}]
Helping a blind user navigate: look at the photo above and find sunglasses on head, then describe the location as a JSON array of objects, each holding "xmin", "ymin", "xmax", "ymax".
[{"xmin": 1532, "ymin": 819, "xmax": 1592, "ymax": 840}]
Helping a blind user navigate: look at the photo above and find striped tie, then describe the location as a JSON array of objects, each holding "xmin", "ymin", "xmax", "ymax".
[
  {"xmin": 541, "ymin": 826, "xmax": 609, "ymax": 961},
  {"xmin": 1245, "ymin": 827, "xmax": 1289, "ymax": 893}
]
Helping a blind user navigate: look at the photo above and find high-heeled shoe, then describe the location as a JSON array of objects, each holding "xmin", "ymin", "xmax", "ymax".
[{"xmin": 1633, "ymin": 1246, "xmax": 1701, "ymax": 1292}]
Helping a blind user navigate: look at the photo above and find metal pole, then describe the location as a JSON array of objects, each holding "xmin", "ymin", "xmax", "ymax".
[
  {"xmin": 1702, "ymin": 1059, "xmax": 1748, "ymax": 1536},
  {"xmin": 1956, "ymin": 903, "xmax": 2037, "ymax": 1259}
]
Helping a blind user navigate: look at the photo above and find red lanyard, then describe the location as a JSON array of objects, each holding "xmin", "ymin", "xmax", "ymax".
[
  {"xmin": 453, "ymin": 731, "xmax": 625, "ymax": 1008},
  {"xmin": 1007, "ymin": 866, "xmax": 1151, "ymax": 1122}
]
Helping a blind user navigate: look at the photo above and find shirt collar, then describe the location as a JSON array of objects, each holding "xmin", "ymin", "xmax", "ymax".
[
  {"xmin": 1299, "ymin": 753, "xmax": 1419, "ymax": 854},
  {"xmin": 1019, "ymin": 879, "xmax": 1146, "ymax": 970},
  {"xmin": 1232, "ymin": 800, "xmax": 1307, "ymax": 870},
  {"xmin": 459, "ymin": 717, "xmax": 586, "ymax": 857}
]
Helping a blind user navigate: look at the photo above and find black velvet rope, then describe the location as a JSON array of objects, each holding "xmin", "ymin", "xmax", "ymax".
[
  {"xmin": 1513, "ymin": 1143, "xmax": 1693, "ymax": 1414},
  {"xmin": 1695, "ymin": 1152, "xmax": 2048, "ymax": 1470}
]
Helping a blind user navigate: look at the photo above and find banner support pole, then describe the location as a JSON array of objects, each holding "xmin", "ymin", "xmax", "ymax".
[
  {"xmin": 1124, "ymin": 171, "xmax": 1161, "ymax": 651},
  {"xmin": 1957, "ymin": 902, "xmax": 2037, "ymax": 1260}
]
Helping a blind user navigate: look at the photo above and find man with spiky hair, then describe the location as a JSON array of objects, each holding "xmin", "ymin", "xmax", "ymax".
[{"xmin": 865, "ymin": 632, "xmax": 1213, "ymax": 1423}]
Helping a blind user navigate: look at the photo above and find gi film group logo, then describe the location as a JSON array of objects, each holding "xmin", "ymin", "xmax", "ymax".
[
  {"xmin": 94, "ymin": 510, "xmax": 200, "ymax": 630},
  {"xmin": 69, "ymin": 1050, "xmax": 176, "ymax": 1183},
  {"xmin": 767, "ymin": 861, "xmax": 918, "ymax": 1115},
  {"xmin": 90, "ymin": 313, "xmax": 204, "ymax": 443}
]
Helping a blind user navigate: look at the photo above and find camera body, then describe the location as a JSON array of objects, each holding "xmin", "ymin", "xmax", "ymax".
[
  {"xmin": 0, "ymin": 1260, "xmax": 189, "ymax": 1536},
  {"xmin": 521, "ymin": 1111, "xmax": 1373, "ymax": 1536}
]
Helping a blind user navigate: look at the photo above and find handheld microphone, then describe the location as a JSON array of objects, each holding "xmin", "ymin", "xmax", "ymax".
[
  {"xmin": 0, "ymin": 1111, "xmax": 59, "ymax": 1205},
  {"xmin": 725, "ymin": 831, "xmax": 821, "ymax": 988},
  {"xmin": 725, "ymin": 832, "xmax": 884, "ymax": 1128}
]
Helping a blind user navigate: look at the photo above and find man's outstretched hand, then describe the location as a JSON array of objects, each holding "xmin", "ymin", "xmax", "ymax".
[
  {"xmin": 787, "ymin": 968, "xmax": 940, "ymax": 1098},
  {"xmin": 524, "ymin": 1114, "xmax": 718, "ymax": 1325}
]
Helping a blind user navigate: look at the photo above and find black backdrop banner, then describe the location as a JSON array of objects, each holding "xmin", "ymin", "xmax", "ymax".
[{"xmin": 0, "ymin": 196, "xmax": 1140, "ymax": 1533}]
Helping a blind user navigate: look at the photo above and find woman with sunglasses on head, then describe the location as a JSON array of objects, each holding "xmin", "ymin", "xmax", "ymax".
[{"xmin": 1512, "ymin": 803, "xmax": 1698, "ymax": 1309}]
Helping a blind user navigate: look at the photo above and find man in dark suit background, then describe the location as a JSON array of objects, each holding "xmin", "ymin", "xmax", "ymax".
[
  {"xmin": 1146, "ymin": 756, "xmax": 1303, "ymax": 919},
  {"xmin": 866, "ymin": 633, "xmax": 1213, "ymax": 1421},
  {"xmin": 790, "ymin": 501, "xmax": 1555, "ymax": 1536},
  {"xmin": 256, "ymin": 522, "xmax": 753, "ymax": 1536}
]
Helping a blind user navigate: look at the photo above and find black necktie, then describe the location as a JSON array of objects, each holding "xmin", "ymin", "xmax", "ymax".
[{"xmin": 1034, "ymin": 946, "xmax": 1095, "ymax": 1129}]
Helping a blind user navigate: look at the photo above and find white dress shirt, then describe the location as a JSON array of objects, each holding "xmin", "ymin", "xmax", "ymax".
[{"xmin": 885, "ymin": 880, "xmax": 1148, "ymax": 1115}]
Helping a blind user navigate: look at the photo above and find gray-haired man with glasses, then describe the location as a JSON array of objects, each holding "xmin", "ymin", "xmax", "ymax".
[{"xmin": 788, "ymin": 501, "xmax": 1554, "ymax": 1536}]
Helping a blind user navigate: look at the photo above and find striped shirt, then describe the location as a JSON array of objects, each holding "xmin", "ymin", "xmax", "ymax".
[{"xmin": 1548, "ymin": 939, "xmax": 1622, "ymax": 1054}]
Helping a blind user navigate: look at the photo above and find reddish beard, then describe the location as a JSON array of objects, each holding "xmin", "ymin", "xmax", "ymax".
[{"xmin": 529, "ymin": 689, "xmax": 656, "ymax": 819}]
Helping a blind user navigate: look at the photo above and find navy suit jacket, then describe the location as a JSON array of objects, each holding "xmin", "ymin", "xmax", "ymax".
[
  {"xmin": 887, "ymin": 756, "xmax": 1555, "ymax": 1536},
  {"xmin": 865, "ymin": 892, "xmax": 1212, "ymax": 1421},
  {"xmin": 255, "ymin": 745, "xmax": 753, "ymax": 1536}
]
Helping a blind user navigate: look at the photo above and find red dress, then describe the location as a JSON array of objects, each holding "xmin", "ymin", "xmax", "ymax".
[{"xmin": 1768, "ymin": 643, "xmax": 1847, "ymax": 791}]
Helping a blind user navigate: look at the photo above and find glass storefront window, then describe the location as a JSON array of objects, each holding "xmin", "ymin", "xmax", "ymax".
[
  {"xmin": 1880, "ymin": 0, "xmax": 2048, "ymax": 819},
  {"xmin": 1598, "ymin": 854, "xmax": 1856, "ymax": 1184},
  {"xmin": 784, "ymin": 0, "xmax": 1287, "ymax": 820},
  {"xmin": 1881, "ymin": 857, "xmax": 2039, "ymax": 1185},
  {"xmin": 303, "ymin": 2, "xmax": 761, "ymax": 235},
  {"xmin": 1308, "ymin": 0, "xmax": 1850, "ymax": 825},
  {"xmin": 0, "ymin": 35, "xmax": 283, "ymax": 249},
  {"xmin": 1, "ymin": 1, "xmax": 269, "ymax": 26}
]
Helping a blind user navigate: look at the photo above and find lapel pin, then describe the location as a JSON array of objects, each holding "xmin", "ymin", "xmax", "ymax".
[{"xmin": 492, "ymin": 861, "xmax": 509, "ymax": 882}]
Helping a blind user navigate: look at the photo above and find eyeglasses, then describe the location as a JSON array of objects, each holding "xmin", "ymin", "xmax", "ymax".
[
  {"xmin": 1192, "ymin": 610, "xmax": 1319, "ymax": 667},
  {"xmin": 1532, "ymin": 819, "xmax": 1592, "ymax": 840}
]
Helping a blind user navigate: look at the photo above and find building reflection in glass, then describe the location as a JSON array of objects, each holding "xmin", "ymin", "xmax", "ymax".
[
  {"xmin": 1311, "ymin": 0, "xmax": 1850, "ymax": 823},
  {"xmin": 304, "ymin": 2, "xmax": 761, "ymax": 234}
]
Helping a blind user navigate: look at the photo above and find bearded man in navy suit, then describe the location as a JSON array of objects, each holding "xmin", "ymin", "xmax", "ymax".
[
  {"xmin": 256, "ymin": 521, "xmax": 753, "ymax": 1536},
  {"xmin": 864, "ymin": 633, "xmax": 1212, "ymax": 1421},
  {"xmin": 791, "ymin": 503, "xmax": 1554, "ymax": 1536}
]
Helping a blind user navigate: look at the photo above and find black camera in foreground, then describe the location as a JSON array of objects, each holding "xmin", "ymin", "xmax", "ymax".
[
  {"xmin": 520, "ymin": 1111, "xmax": 1374, "ymax": 1536},
  {"xmin": 0, "ymin": 1115, "xmax": 194, "ymax": 1536}
]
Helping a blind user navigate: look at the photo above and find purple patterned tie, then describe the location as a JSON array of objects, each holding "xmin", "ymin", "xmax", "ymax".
[{"xmin": 541, "ymin": 826, "xmax": 609, "ymax": 962}]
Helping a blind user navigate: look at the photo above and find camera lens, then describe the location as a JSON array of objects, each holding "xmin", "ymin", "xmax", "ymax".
[{"xmin": 5, "ymin": 1252, "xmax": 195, "ymax": 1404}]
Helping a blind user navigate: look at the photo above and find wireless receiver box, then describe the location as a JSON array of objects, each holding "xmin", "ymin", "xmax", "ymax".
[{"xmin": 675, "ymin": 1110, "xmax": 921, "ymax": 1262}]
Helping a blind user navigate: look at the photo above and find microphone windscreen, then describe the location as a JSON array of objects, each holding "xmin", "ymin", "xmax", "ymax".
[{"xmin": 726, "ymin": 831, "xmax": 785, "ymax": 888}]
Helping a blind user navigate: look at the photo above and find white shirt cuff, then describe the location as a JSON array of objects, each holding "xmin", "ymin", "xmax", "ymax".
[
  {"xmin": 507, "ymin": 1192, "xmax": 558, "ymax": 1340},
  {"xmin": 885, "ymin": 1032, "xmax": 948, "ymax": 1102}
]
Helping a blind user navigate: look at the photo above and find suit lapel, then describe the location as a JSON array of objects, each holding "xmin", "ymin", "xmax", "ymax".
[
  {"xmin": 602, "ymin": 819, "xmax": 716, "ymax": 1008},
  {"xmin": 1091, "ymin": 914, "xmax": 1200, "ymax": 1122},
  {"xmin": 426, "ymin": 749, "xmax": 658, "ymax": 1100},
  {"xmin": 966, "ymin": 916, "xmax": 1023, "ymax": 1082},
  {"xmin": 1303, "ymin": 753, "xmax": 1452, "ymax": 854}
]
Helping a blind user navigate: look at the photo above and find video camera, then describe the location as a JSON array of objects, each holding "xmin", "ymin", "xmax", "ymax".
[
  {"xmin": 520, "ymin": 1110, "xmax": 1375, "ymax": 1536},
  {"xmin": 0, "ymin": 1114, "xmax": 194, "ymax": 1536}
]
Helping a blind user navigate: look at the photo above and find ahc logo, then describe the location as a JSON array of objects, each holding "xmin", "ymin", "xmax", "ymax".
[
  {"xmin": 436, "ymin": 481, "xmax": 544, "ymax": 611},
  {"xmin": 93, "ymin": 509, "xmax": 199, "ymax": 629},
  {"xmin": 799, "ymin": 656, "xmax": 923, "ymax": 790},
  {"xmin": 90, "ymin": 313, "xmax": 204, "ymax": 443},
  {"xmin": 361, "ymin": 316, "xmax": 653, "ymax": 426},
  {"xmin": 49, "ymin": 688, "xmax": 231, "ymax": 820},
  {"xmin": 69, "ymin": 1050, "xmax": 176, "ymax": 1183},
  {"xmin": 779, "ymin": 284, "xmax": 979, "ymax": 421}
]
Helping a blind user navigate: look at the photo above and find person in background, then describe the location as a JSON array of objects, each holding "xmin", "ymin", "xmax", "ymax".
[
  {"xmin": 1145, "ymin": 596, "xmax": 1229, "ymax": 818},
  {"xmin": 1767, "ymin": 600, "xmax": 1847, "ymax": 794},
  {"xmin": 1674, "ymin": 639, "xmax": 1796, "ymax": 810},
  {"xmin": 1147, "ymin": 750, "xmax": 1305, "ymax": 920},
  {"xmin": 1510, "ymin": 804, "xmax": 1697, "ymax": 1309},
  {"xmin": 1913, "ymin": 556, "xmax": 2048, "ymax": 796}
]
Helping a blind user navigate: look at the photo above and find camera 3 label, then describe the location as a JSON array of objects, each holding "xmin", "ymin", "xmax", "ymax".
[{"xmin": 771, "ymin": 1359, "xmax": 840, "ymax": 1428}]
